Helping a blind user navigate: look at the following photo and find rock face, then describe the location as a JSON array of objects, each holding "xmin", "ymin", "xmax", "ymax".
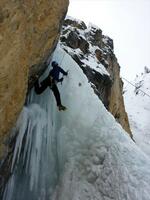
[
  {"xmin": 107, "ymin": 56, "xmax": 131, "ymax": 135},
  {"xmin": 0, "ymin": 0, "xmax": 69, "ymax": 159},
  {"xmin": 60, "ymin": 17, "xmax": 132, "ymax": 137}
]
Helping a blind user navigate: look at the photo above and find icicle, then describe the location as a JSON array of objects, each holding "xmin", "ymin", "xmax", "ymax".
[{"xmin": 11, "ymin": 108, "xmax": 29, "ymax": 172}]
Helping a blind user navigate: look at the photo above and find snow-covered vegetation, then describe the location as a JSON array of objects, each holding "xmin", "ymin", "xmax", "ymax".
[{"xmin": 124, "ymin": 67, "xmax": 150, "ymax": 157}]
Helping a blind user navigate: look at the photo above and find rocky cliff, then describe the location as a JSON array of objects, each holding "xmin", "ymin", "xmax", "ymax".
[
  {"xmin": 0, "ymin": 0, "xmax": 69, "ymax": 159},
  {"xmin": 60, "ymin": 17, "xmax": 132, "ymax": 137}
]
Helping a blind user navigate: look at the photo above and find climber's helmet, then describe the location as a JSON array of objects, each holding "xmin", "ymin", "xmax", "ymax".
[{"xmin": 52, "ymin": 61, "xmax": 58, "ymax": 68}]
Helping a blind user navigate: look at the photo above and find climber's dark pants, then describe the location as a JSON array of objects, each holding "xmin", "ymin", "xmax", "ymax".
[{"xmin": 34, "ymin": 77, "xmax": 61, "ymax": 106}]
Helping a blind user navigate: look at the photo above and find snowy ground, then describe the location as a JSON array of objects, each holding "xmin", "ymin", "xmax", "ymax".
[
  {"xmin": 124, "ymin": 70, "xmax": 150, "ymax": 158},
  {"xmin": 3, "ymin": 46, "xmax": 150, "ymax": 200}
]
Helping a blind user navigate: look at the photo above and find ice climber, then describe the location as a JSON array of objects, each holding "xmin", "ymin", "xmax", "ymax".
[{"xmin": 34, "ymin": 61, "xmax": 68, "ymax": 111}]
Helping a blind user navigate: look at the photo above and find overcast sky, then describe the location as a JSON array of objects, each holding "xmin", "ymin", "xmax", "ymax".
[{"xmin": 68, "ymin": 0, "xmax": 150, "ymax": 81}]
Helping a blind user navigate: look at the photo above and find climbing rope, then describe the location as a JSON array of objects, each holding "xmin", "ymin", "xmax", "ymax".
[{"xmin": 122, "ymin": 77, "xmax": 150, "ymax": 98}]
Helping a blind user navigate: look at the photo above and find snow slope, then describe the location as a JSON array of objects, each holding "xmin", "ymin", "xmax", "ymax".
[
  {"xmin": 3, "ymin": 46, "xmax": 150, "ymax": 200},
  {"xmin": 124, "ymin": 69, "xmax": 150, "ymax": 157}
]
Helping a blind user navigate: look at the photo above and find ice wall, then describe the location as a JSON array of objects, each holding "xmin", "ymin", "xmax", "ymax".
[
  {"xmin": 3, "ymin": 45, "xmax": 150, "ymax": 200},
  {"xmin": 3, "ymin": 50, "xmax": 64, "ymax": 200}
]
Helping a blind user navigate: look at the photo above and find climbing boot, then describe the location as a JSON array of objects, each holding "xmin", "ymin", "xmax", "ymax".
[{"xmin": 58, "ymin": 105, "xmax": 67, "ymax": 111}]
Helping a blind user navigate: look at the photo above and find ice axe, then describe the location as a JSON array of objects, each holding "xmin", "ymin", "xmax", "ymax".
[{"xmin": 60, "ymin": 70, "xmax": 69, "ymax": 85}]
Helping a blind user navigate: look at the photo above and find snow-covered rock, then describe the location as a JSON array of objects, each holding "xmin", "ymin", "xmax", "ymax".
[{"xmin": 60, "ymin": 16, "xmax": 132, "ymax": 135}]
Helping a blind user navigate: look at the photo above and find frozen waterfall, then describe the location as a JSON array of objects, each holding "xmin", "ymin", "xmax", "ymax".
[{"xmin": 3, "ymin": 45, "xmax": 150, "ymax": 200}]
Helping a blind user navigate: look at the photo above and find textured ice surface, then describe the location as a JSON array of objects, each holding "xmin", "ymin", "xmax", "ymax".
[{"xmin": 3, "ymin": 45, "xmax": 150, "ymax": 200}]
